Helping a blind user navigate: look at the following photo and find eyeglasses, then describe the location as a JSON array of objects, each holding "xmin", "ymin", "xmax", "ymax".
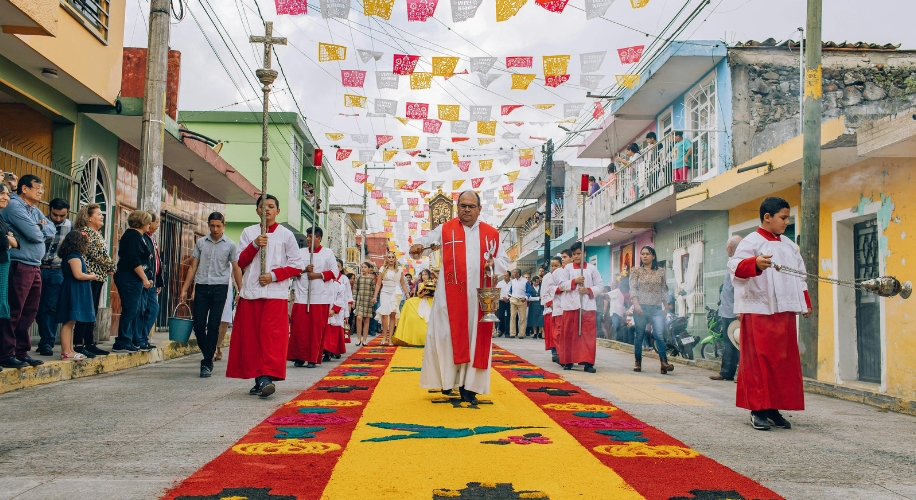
[{"xmin": 458, "ymin": 204, "xmax": 478, "ymax": 210}]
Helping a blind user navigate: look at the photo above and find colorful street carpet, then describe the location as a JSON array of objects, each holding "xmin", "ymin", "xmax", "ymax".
[{"xmin": 164, "ymin": 342, "xmax": 782, "ymax": 500}]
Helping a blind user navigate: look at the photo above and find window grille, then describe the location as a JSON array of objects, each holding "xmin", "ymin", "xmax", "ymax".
[
  {"xmin": 674, "ymin": 224, "xmax": 705, "ymax": 312},
  {"xmin": 64, "ymin": 0, "xmax": 110, "ymax": 41}
]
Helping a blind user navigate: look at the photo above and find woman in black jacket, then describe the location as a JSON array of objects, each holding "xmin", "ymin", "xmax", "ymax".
[{"xmin": 111, "ymin": 210, "xmax": 153, "ymax": 353}]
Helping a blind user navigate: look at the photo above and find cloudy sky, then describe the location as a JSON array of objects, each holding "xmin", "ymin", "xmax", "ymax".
[{"xmin": 124, "ymin": 0, "xmax": 914, "ymax": 244}]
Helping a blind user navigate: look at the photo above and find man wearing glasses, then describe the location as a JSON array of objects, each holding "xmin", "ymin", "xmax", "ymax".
[{"xmin": 410, "ymin": 191, "xmax": 509, "ymax": 404}]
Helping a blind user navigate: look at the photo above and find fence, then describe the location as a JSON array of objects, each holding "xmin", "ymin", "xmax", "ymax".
[{"xmin": 0, "ymin": 129, "xmax": 75, "ymax": 212}]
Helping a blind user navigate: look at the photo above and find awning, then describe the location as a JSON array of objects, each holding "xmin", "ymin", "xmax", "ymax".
[
  {"xmin": 518, "ymin": 161, "xmax": 567, "ymax": 200},
  {"xmin": 82, "ymin": 98, "xmax": 259, "ymax": 204},
  {"xmin": 499, "ymin": 202, "xmax": 538, "ymax": 230}
]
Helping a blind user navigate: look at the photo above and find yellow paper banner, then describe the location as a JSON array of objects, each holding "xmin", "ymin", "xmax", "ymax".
[
  {"xmin": 615, "ymin": 74, "xmax": 641, "ymax": 88},
  {"xmin": 318, "ymin": 43, "xmax": 347, "ymax": 62},
  {"xmin": 325, "ymin": 132, "xmax": 344, "ymax": 140},
  {"xmin": 395, "ymin": 179, "xmax": 408, "ymax": 189},
  {"xmin": 496, "ymin": 0, "xmax": 528, "ymax": 21},
  {"xmin": 385, "ymin": 231, "xmax": 393, "ymax": 238},
  {"xmin": 452, "ymin": 179, "xmax": 465, "ymax": 190},
  {"xmin": 438, "ymin": 104, "xmax": 460, "ymax": 121},
  {"xmin": 543, "ymin": 55, "xmax": 570, "ymax": 76},
  {"xmin": 402, "ymin": 136, "xmax": 419, "ymax": 149},
  {"xmin": 410, "ymin": 72, "xmax": 432, "ymax": 90},
  {"xmin": 477, "ymin": 121, "xmax": 496, "ymax": 136},
  {"xmin": 395, "ymin": 117, "xmax": 410, "ymax": 126},
  {"xmin": 344, "ymin": 94, "xmax": 367, "ymax": 108},
  {"xmin": 533, "ymin": 104, "xmax": 555, "ymax": 109},
  {"xmin": 363, "ymin": 0, "xmax": 395, "ymax": 19},
  {"xmin": 478, "ymin": 138, "xmax": 495, "ymax": 145},
  {"xmin": 417, "ymin": 161, "xmax": 431, "ymax": 171},
  {"xmin": 451, "ymin": 150, "xmax": 459, "ymax": 164},
  {"xmin": 631, "ymin": 0, "xmax": 649, "ymax": 7},
  {"xmin": 383, "ymin": 149, "xmax": 398, "ymax": 162},
  {"xmin": 506, "ymin": 170, "xmax": 520, "ymax": 181},
  {"xmin": 432, "ymin": 57, "xmax": 459, "ymax": 77},
  {"xmin": 386, "ymin": 209, "xmax": 397, "ymax": 216},
  {"xmin": 479, "ymin": 159, "xmax": 493, "ymax": 171},
  {"xmin": 352, "ymin": 161, "xmax": 364, "ymax": 168},
  {"xmin": 518, "ymin": 147, "xmax": 534, "ymax": 158},
  {"xmin": 511, "ymin": 74, "xmax": 536, "ymax": 90},
  {"xmin": 366, "ymin": 182, "xmax": 374, "ymax": 192},
  {"xmin": 422, "ymin": 222, "xmax": 431, "ymax": 230}
]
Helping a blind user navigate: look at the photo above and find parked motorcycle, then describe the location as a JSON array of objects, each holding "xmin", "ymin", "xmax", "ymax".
[
  {"xmin": 699, "ymin": 306, "xmax": 726, "ymax": 359},
  {"xmin": 664, "ymin": 315, "xmax": 699, "ymax": 360}
]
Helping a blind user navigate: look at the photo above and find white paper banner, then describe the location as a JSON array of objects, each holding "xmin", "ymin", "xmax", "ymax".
[
  {"xmin": 478, "ymin": 73, "xmax": 501, "ymax": 88},
  {"xmin": 470, "ymin": 57, "xmax": 496, "ymax": 74},
  {"xmin": 469, "ymin": 105, "xmax": 492, "ymax": 121},
  {"xmin": 450, "ymin": 120, "xmax": 470, "ymax": 134},
  {"xmin": 563, "ymin": 102, "xmax": 585, "ymax": 118},
  {"xmin": 488, "ymin": 174, "xmax": 502, "ymax": 183},
  {"xmin": 579, "ymin": 51, "xmax": 607, "ymax": 73},
  {"xmin": 376, "ymin": 71, "xmax": 400, "ymax": 90},
  {"xmin": 376, "ymin": 176, "xmax": 389, "ymax": 186},
  {"xmin": 428, "ymin": 137, "xmax": 441, "ymax": 149},
  {"xmin": 450, "ymin": 0, "xmax": 483, "ymax": 22},
  {"xmin": 584, "ymin": 0, "xmax": 614, "ymax": 20},
  {"xmin": 437, "ymin": 161, "xmax": 452, "ymax": 172},
  {"xmin": 374, "ymin": 98, "xmax": 398, "ymax": 115},
  {"xmin": 580, "ymin": 74, "xmax": 605, "ymax": 91},
  {"xmin": 366, "ymin": 112, "xmax": 386, "ymax": 117},
  {"xmin": 352, "ymin": 134, "xmax": 369, "ymax": 144},
  {"xmin": 502, "ymin": 132, "xmax": 520, "ymax": 139},
  {"xmin": 357, "ymin": 49, "xmax": 384, "ymax": 63},
  {"xmin": 359, "ymin": 149, "xmax": 375, "ymax": 162},
  {"xmin": 319, "ymin": 0, "xmax": 350, "ymax": 18}
]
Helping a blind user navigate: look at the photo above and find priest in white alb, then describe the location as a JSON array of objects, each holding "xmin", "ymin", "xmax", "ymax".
[{"xmin": 410, "ymin": 191, "xmax": 509, "ymax": 404}]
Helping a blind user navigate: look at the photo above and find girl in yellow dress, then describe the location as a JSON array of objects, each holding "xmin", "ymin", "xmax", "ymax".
[{"xmin": 393, "ymin": 269, "xmax": 435, "ymax": 347}]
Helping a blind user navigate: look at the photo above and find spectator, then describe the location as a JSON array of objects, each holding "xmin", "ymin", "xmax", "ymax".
[
  {"xmin": 495, "ymin": 272, "xmax": 511, "ymax": 338},
  {"xmin": 508, "ymin": 269, "xmax": 530, "ymax": 339},
  {"xmin": 630, "ymin": 245, "xmax": 672, "ymax": 374},
  {"xmin": 607, "ymin": 279, "xmax": 626, "ymax": 341},
  {"xmin": 55, "ymin": 231, "xmax": 97, "ymax": 360},
  {"xmin": 134, "ymin": 211, "xmax": 162, "ymax": 352},
  {"xmin": 618, "ymin": 143, "xmax": 641, "ymax": 167},
  {"xmin": 588, "ymin": 176, "xmax": 600, "ymax": 196},
  {"xmin": 405, "ymin": 272, "xmax": 415, "ymax": 297},
  {"xmin": 35, "ymin": 197, "xmax": 71, "ymax": 357},
  {"xmin": 711, "ymin": 235, "xmax": 742, "ymax": 382},
  {"xmin": 0, "ymin": 180, "xmax": 17, "ymax": 368},
  {"xmin": 0, "ymin": 174, "xmax": 54, "ymax": 369},
  {"xmin": 112, "ymin": 210, "xmax": 154, "ymax": 353},
  {"xmin": 673, "ymin": 131, "xmax": 693, "ymax": 182},
  {"xmin": 179, "ymin": 212, "xmax": 241, "ymax": 378},
  {"xmin": 528, "ymin": 274, "xmax": 544, "ymax": 339},
  {"xmin": 72, "ymin": 203, "xmax": 116, "ymax": 358}
]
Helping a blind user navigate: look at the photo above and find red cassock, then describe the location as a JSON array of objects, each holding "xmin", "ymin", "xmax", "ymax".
[
  {"xmin": 543, "ymin": 313, "xmax": 554, "ymax": 350},
  {"xmin": 289, "ymin": 304, "xmax": 330, "ymax": 364},
  {"xmin": 226, "ymin": 299, "xmax": 290, "ymax": 380},
  {"xmin": 558, "ymin": 310, "xmax": 597, "ymax": 365},
  {"xmin": 551, "ymin": 315, "xmax": 563, "ymax": 348},
  {"xmin": 324, "ymin": 325, "xmax": 346, "ymax": 355},
  {"xmin": 735, "ymin": 312, "xmax": 805, "ymax": 411}
]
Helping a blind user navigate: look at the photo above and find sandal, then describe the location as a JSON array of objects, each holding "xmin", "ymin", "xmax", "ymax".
[
  {"xmin": 61, "ymin": 351, "xmax": 87, "ymax": 360},
  {"xmin": 214, "ymin": 347, "xmax": 223, "ymax": 361}
]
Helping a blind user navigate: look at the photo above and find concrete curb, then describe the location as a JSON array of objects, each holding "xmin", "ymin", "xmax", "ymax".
[
  {"xmin": 597, "ymin": 338, "xmax": 916, "ymax": 417},
  {"xmin": 0, "ymin": 337, "xmax": 226, "ymax": 394}
]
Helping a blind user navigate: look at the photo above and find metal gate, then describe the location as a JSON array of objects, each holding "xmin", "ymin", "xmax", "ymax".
[
  {"xmin": 155, "ymin": 211, "xmax": 197, "ymax": 329},
  {"xmin": 854, "ymin": 219, "xmax": 881, "ymax": 383}
]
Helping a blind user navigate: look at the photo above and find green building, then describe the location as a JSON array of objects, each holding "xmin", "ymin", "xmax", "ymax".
[{"xmin": 177, "ymin": 111, "xmax": 333, "ymax": 243}]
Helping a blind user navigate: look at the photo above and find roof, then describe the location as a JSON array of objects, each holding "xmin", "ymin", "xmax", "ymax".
[
  {"xmin": 518, "ymin": 161, "xmax": 568, "ymax": 200},
  {"xmin": 732, "ymin": 39, "xmax": 902, "ymax": 51},
  {"xmin": 499, "ymin": 202, "xmax": 538, "ymax": 230}
]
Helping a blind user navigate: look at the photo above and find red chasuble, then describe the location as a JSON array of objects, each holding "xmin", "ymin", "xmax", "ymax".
[{"xmin": 441, "ymin": 218, "xmax": 499, "ymax": 370}]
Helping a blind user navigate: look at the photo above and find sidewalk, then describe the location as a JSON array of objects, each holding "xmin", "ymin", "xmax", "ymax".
[{"xmin": 0, "ymin": 334, "xmax": 224, "ymax": 394}]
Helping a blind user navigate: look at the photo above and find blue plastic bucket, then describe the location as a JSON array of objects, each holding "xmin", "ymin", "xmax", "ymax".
[{"xmin": 168, "ymin": 303, "xmax": 193, "ymax": 342}]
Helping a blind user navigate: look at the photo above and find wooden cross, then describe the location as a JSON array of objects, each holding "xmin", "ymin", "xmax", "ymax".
[{"xmin": 249, "ymin": 22, "xmax": 287, "ymax": 70}]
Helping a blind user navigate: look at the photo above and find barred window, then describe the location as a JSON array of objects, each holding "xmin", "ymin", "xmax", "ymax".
[{"xmin": 63, "ymin": 0, "xmax": 110, "ymax": 42}]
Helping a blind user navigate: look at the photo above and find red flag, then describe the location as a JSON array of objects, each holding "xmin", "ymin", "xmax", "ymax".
[
  {"xmin": 406, "ymin": 102, "xmax": 429, "ymax": 119},
  {"xmin": 341, "ymin": 70, "xmax": 366, "ymax": 87},
  {"xmin": 395, "ymin": 161, "xmax": 411, "ymax": 166},
  {"xmin": 393, "ymin": 54, "xmax": 420, "ymax": 75},
  {"xmin": 501, "ymin": 104, "xmax": 523, "ymax": 116},
  {"xmin": 502, "ymin": 183, "xmax": 514, "ymax": 193},
  {"xmin": 471, "ymin": 177, "xmax": 483, "ymax": 188},
  {"xmin": 519, "ymin": 157, "xmax": 533, "ymax": 167},
  {"xmin": 274, "ymin": 0, "xmax": 307, "ymax": 14},
  {"xmin": 355, "ymin": 173, "xmax": 369, "ymax": 183},
  {"xmin": 409, "ymin": 222, "xmax": 418, "ymax": 229},
  {"xmin": 423, "ymin": 119, "xmax": 442, "ymax": 134},
  {"xmin": 421, "ymin": 230, "xmax": 430, "ymax": 236},
  {"xmin": 458, "ymin": 161, "xmax": 471, "ymax": 172},
  {"xmin": 535, "ymin": 0, "xmax": 568, "ymax": 12},
  {"xmin": 544, "ymin": 74, "xmax": 569, "ymax": 88},
  {"xmin": 388, "ymin": 216, "xmax": 398, "ymax": 222},
  {"xmin": 617, "ymin": 45, "xmax": 645, "ymax": 65},
  {"xmin": 406, "ymin": 0, "xmax": 438, "ymax": 21},
  {"xmin": 371, "ymin": 190, "xmax": 383, "ymax": 199},
  {"xmin": 592, "ymin": 102, "xmax": 605, "ymax": 120},
  {"xmin": 407, "ymin": 198, "xmax": 419, "ymax": 206},
  {"xmin": 406, "ymin": 150, "xmax": 421, "ymax": 156},
  {"xmin": 506, "ymin": 56, "xmax": 533, "ymax": 68},
  {"xmin": 376, "ymin": 135, "xmax": 394, "ymax": 147},
  {"xmin": 336, "ymin": 149, "xmax": 352, "ymax": 161},
  {"xmin": 413, "ymin": 210, "xmax": 425, "ymax": 217},
  {"xmin": 451, "ymin": 192, "xmax": 459, "ymax": 201},
  {"xmin": 451, "ymin": 137, "xmax": 469, "ymax": 142},
  {"xmin": 504, "ymin": 121, "xmax": 524, "ymax": 126}
]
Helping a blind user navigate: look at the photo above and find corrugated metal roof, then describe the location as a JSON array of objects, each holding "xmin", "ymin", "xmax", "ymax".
[{"xmin": 733, "ymin": 38, "xmax": 901, "ymax": 51}]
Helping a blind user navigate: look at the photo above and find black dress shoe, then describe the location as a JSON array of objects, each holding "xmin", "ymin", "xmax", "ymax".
[
  {"xmin": 332, "ymin": 354, "xmax": 341, "ymax": 359},
  {"xmin": 74, "ymin": 346, "xmax": 96, "ymax": 359},
  {"xmin": 85, "ymin": 344, "xmax": 109, "ymax": 356},
  {"xmin": 293, "ymin": 360, "xmax": 305, "ymax": 367},
  {"xmin": 551, "ymin": 354, "xmax": 560, "ymax": 363},
  {"xmin": 584, "ymin": 364, "xmax": 597, "ymax": 373},
  {"xmin": 306, "ymin": 362, "xmax": 317, "ymax": 368},
  {"xmin": 562, "ymin": 364, "xmax": 573, "ymax": 370},
  {"xmin": 258, "ymin": 376, "xmax": 276, "ymax": 398},
  {"xmin": 18, "ymin": 356, "xmax": 44, "ymax": 366},
  {"xmin": 249, "ymin": 381, "xmax": 261, "ymax": 395},
  {"xmin": 200, "ymin": 366, "xmax": 212, "ymax": 378},
  {"xmin": 750, "ymin": 411, "xmax": 771, "ymax": 431},
  {"xmin": 322, "ymin": 353, "xmax": 331, "ymax": 362},
  {"xmin": 36, "ymin": 348, "xmax": 54, "ymax": 356},
  {"xmin": 441, "ymin": 389, "xmax": 454, "ymax": 396},
  {"xmin": 767, "ymin": 410, "xmax": 792, "ymax": 429},
  {"xmin": 0, "ymin": 356, "xmax": 27, "ymax": 368},
  {"xmin": 458, "ymin": 387, "xmax": 479, "ymax": 405}
]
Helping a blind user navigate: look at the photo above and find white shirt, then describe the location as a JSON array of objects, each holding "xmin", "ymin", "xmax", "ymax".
[
  {"xmin": 496, "ymin": 279, "xmax": 511, "ymax": 300},
  {"xmin": 557, "ymin": 263, "xmax": 604, "ymax": 312},
  {"xmin": 238, "ymin": 224, "xmax": 304, "ymax": 300},
  {"xmin": 728, "ymin": 230, "xmax": 809, "ymax": 315},
  {"xmin": 328, "ymin": 278, "xmax": 349, "ymax": 326},
  {"xmin": 549, "ymin": 267, "xmax": 568, "ymax": 316},
  {"xmin": 607, "ymin": 288, "xmax": 626, "ymax": 317},
  {"xmin": 293, "ymin": 246, "xmax": 339, "ymax": 305},
  {"xmin": 509, "ymin": 277, "xmax": 529, "ymax": 299}
]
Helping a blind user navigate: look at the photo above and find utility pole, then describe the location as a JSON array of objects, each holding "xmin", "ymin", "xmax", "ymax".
[
  {"xmin": 136, "ymin": 0, "xmax": 170, "ymax": 214},
  {"xmin": 542, "ymin": 139, "xmax": 554, "ymax": 265},
  {"xmin": 800, "ymin": 0, "xmax": 822, "ymax": 378},
  {"xmin": 361, "ymin": 162, "xmax": 368, "ymax": 263}
]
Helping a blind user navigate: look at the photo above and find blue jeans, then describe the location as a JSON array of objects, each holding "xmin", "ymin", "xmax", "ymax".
[
  {"xmin": 36, "ymin": 267, "xmax": 63, "ymax": 351},
  {"xmin": 113, "ymin": 274, "xmax": 144, "ymax": 349},
  {"xmin": 719, "ymin": 317, "xmax": 739, "ymax": 379},
  {"xmin": 633, "ymin": 305, "xmax": 666, "ymax": 359},
  {"xmin": 134, "ymin": 287, "xmax": 160, "ymax": 346}
]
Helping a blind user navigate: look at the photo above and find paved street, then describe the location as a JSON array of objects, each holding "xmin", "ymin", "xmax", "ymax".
[{"xmin": 1, "ymin": 340, "xmax": 914, "ymax": 500}]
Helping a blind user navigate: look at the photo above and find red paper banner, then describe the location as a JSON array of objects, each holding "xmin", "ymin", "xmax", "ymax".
[
  {"xmin": 274, "ymin": 0, "xmax": 307, "ymax": 14},
  {"xmin": 506, "ymin": 196, "xmax": 515, "ymax": 203},
  {"xmin": 502, "ymin": 183, "xmax": 514, "ymax": 193},
  {"xmin": 376, "ymin": 135, "xmax": 394, "ymax": 147},
  {"xmin": 393, "ymin": 54, "xmax": 420, "ymax": 75},
  {"xmin": 409, "ymin": 222, "xmax": 418, "ymax": 229},
  {"xmin": 506, "ymin": 56, "xmax": 533, "ymax": 68},
  {"xmin": 406, "ymin": 0, "xmax": 438, "ymax": 21},
  {"xmin": 450, "ymin": 192, "xmax": 459, "ymax": 201},
  {"xmin": 395, "ymin": 161, "xmax": 411, "ymax": 166},
  {"xmin": 535, "ymin": 0, "xmax": 568, "ymax": 12},
  {"xmin": 382, "ymin": 203, "xmax": 392, "ymax": 210},
  {"xmin": 388, "ymin": 216, "xmax": 398, "ymax": 222},
  {"xmin": 336, "ymin": 149, "xmax": 353, "ymax": 161},
  {"xmin": 593, "ymin": 102, "xmax": 605, "ymax": 119},
  {"xmin": 617, "ymin": 45, "xmax": 645, "ymax": 65},
  {"xmin": 421, "ymin": 230, "xmax": 430, "ymax": 236},
  {"xmin": 406, "ymin": 102, "xmax": 429, "ymax": 119},
  {"xmin": 371, "ymin": 190, "xmax": 383, "ymax": 199},
  {"xmin": 406, "ymin": 150, "xmax": 421, "ymax": 156},
  {"xmin": 504, "ymin": 121, "xmax": 524, "ymax": 126},
  {"xmin": 501, "ymin": 104, "xmax": 523, "ymax": 116},
  {"xmin": 413, "ymin": 210, "xmax": 425, "ymax": 217},
  {"xmin": 354, "ymin": 173, "xmax": 369, "ymax": 183},
  {"xmin": 451, "ymin": 137, "xmax": 469, "ymax": 142},
  {"xmin": 545, "ymin": 74, "xmax": 570, "ymax": 88},
  {"xmin": 341, "ymin": 70, "xmax": 366, "ymax": 87},
  {"xmin": 457, "ymin": 161, "xmax": 471, "ymax": 172},
  {"xmin": 519, "ymin": 156, "xmax": 533, "ymax": 167},
  {"xmin": 529, "ymin": 136, "xmax": 547, "ymax": 141},
  {"xmin": 423, "ymin": 119, "xmax": 442, "ymax": 134},
  {"xmin": 471, "ymin": 177, "xmax": 483, "ymax": 188}
]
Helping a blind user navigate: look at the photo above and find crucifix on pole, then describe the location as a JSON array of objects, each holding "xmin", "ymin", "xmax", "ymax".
[{"xmin": 250, "ymin": 22, "xmax": 287, "ymax": 272}]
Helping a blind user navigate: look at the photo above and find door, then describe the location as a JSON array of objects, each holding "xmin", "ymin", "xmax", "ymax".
[{"xmin": 854, "ymin": 219, "xmax": 881, "ymax": 383}]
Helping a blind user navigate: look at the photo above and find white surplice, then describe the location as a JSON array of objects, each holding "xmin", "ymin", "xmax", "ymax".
[{"xmin": 416, "ymin": 219, "xmax": 509, "ymax": 394}]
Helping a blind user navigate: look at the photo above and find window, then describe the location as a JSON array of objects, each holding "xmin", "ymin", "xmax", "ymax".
[
  {"xmin": 658, "ymin": 107, "xmax": 673, "ymax": 139},
  {"xmin": 674, "ymin": 224, "xmax": 705, "ymax": 313},
  {"xmin": 685, "ymin": 72, "xmax": 718, "ymax": 179},
  {"xmin": 63, "ymin": 0, "xmax": 111, "ymax": 42}
]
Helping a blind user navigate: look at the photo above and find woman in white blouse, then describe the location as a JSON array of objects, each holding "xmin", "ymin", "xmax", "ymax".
[{"xmin": 373, "ymin": 250, "xmax": 409, "ymax": 346}]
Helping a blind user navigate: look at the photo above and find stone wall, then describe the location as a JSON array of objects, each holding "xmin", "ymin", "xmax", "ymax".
[{"xmin": 729, "ymin": 48, "xmax": 916, "ymax": 165}]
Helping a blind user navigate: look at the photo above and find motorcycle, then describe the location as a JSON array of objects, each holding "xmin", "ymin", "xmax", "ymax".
[
  {"xmin": 698, "ymin": 306, "xmax": 726, "ymax": 359},
  {"xmin": 664, "ymin": 315, "xmax": 699, "ymax": 360}
]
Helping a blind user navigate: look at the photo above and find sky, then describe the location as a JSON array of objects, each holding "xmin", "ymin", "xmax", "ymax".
[{"xmin": 123, "ymin": 0, "xmax": 916, "ymax": 247}]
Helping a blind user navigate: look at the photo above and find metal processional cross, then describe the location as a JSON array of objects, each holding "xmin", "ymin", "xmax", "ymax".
[{"xmin": 250, "ymin": 22, "xmax": 287, "ymax": 271}]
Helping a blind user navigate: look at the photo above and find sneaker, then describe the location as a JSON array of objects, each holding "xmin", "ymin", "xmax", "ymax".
[
  {"xmin": 112, "ymin": 345, "xmax": 139, "ymax": 353},
  {"xmin": 258, "ymin": 377, "xmax": 275, "ymax": 398},
  {"xmin": 74, "ymin": 346, "xmax": 96, "ymax": 359},
  {"xmin": 137, "ymin": 344, "xmax": 154, "ymax": 352},
  {"xmin": 200, "ymin": 366, "xmax": 212, "ymax": 378},
  {"xmin": 249, "ymin": 382, "xmax": 261, "ymax": 395},
  {"xmin": 767, "ymin": 410, "xmax": 792, "ymax": 429},
  {"xmin": 750, "ymin": 411, "xmax": 771, "ymax": 431},
  {"xmin": 85, "ymin": 344, "xmax": 110, "ymax": 356}
]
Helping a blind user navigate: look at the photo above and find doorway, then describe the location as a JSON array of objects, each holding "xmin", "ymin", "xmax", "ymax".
[{"xmin": 854, "ymin": 219, "xmax": 881, "ymax": 383}]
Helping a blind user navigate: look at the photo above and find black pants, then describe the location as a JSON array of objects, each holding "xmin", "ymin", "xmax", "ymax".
[
  {"xmin": 498, "ymin": 300, "xmax": 510, "ymax": 335},
  {"xmin": 193, "ymin": 284, "xmax": 229, "ymax": 368},
  {"xmin": 74, "ymin": 280, "xmax": 105, "ymax": 347},
  {"xmin": 719, "ymin": 317, "xmax": 739, "ymax": 379}
]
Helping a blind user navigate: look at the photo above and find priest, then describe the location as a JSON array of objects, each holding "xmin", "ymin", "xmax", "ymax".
[{"xmin": 410, "ymin": 191, "xmax": 509, "ymax": 404}]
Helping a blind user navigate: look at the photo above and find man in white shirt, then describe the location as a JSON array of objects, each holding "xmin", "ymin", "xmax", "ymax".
[
  {"xmin": 495, "ymin": 272, "xmax": 511, "ymax": 337},
  {"xmin": 508, "ymin": 269, "xmax": 530, "ymax": 339}
]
